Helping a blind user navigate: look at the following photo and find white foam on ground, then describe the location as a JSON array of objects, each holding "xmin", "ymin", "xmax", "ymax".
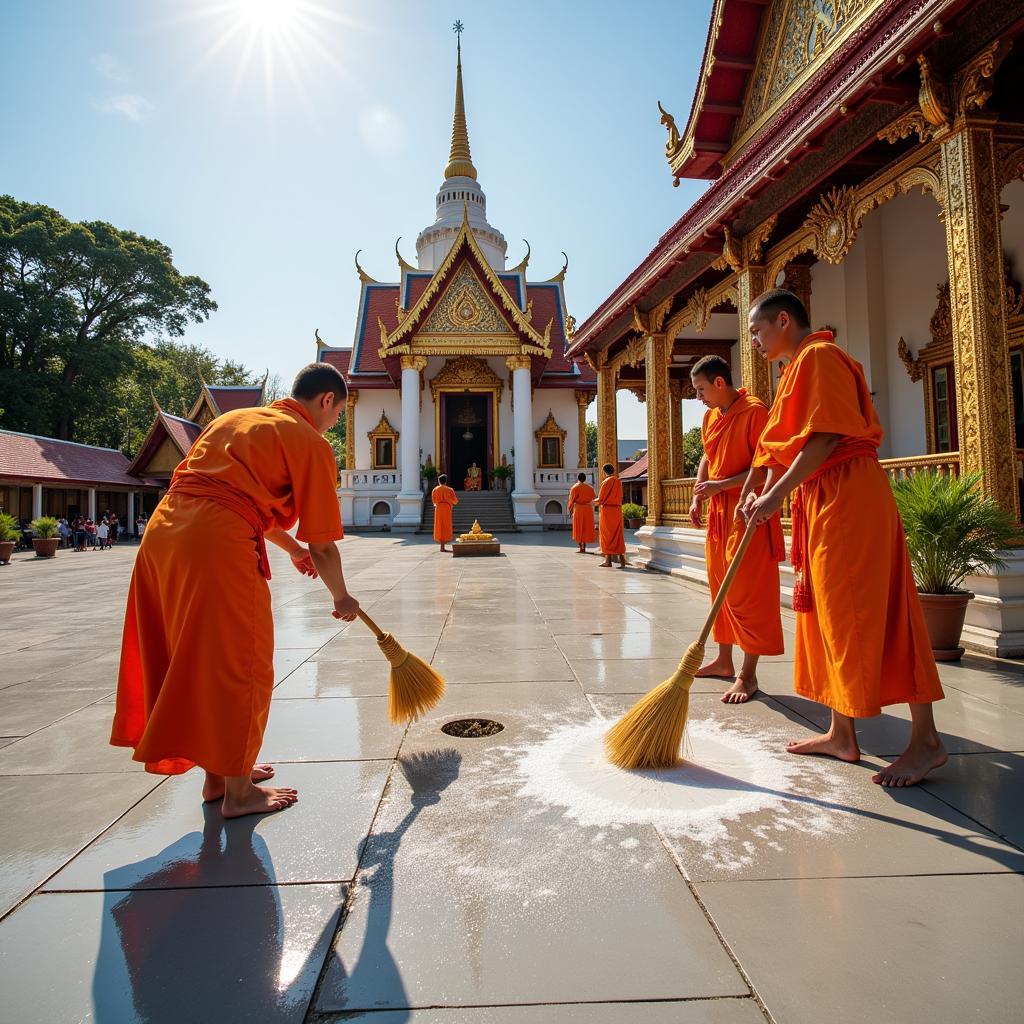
[{"xmin": 515, "ymin": 718, "xmax": 853, "ymax": 862}]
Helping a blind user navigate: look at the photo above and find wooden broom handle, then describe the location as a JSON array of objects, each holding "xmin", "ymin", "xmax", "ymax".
[
  {"xmin": 356, "ymin": 608, "xmax": 386, "ymax": 638},
  {"xmin": 696, "ymin": 519, "xmax": 760, "ymax": 647}
]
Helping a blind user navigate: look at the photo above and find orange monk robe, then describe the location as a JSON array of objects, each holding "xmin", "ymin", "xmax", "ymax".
[
  {"xmin": 568, "ymin": 481, "xmax": 597, "ymax": 544},
  {"xmin": 597, "ymin": 476, "xmax": 626, "ymax": 555},
  {"xmin": 111, "ymin": 399, "xmax": 344, "ymax": 776},
  {"xmin": 753, "ymin": 333, "xmax": 943, "ymax": 718},
  {"xmin": 702, "ymin": 390, "xmax": 785, "ymax": 656},
  {"xmin": 432, "ymin": 484, "xmax": 458, "ymax": 543}
]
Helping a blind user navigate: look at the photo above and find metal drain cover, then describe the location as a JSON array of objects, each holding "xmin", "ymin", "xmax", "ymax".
[{"xmin": 441, "ymin": 718, "xmax": 504, "ymax": 738}]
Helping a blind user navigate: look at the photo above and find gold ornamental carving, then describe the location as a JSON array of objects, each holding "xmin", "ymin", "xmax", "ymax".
[
  {"xmin": 736, "ymin": 267, "xmax": 772, "ymax": 405},
  {"xmin": 657, "ymin": 100, "xmax": 684, "ymax": 161},
  {"xmin": 917, "ymin": 55, "xmax": 951, "ymax": 128},
  {"xmin": 896, "ymin": 338, "xmax": 925, "ymax": 383},
  {"xmin": 505, "ymin": 354, "xmax": 532, "ymax": 373},
  {"xmin": 420, "ymin": 265, "xmax": 509, "ymax": 336},
  {"xmin": 564, "ymin": 313, "xmax": 577, "ymax": 341},
  {"xmin": 400, "ymin": 355, "xmax": 428, "ymax": 374},
  {"xmin": 712, "ymin": 216, "xmax": 777, "ymax": 273},
  {"xmin": 596, "ymin": 365, "xmax": 618, "ymax": 473},
  {"xmin": 535, "ymin": 410, "xmax": 567, "ymax": 469},
  {"xmin": 644, "ymin": 332, "xmax": 671, "ymax": 525},
  {"xmin": 685, "ymin": 287, "xmax": 713, "ymax": 333},
  {"xmin": 575, "ymin": 390, "xmax": 594, "ymax": 469},
  {"xmin": 806, "ymin": 185, "xmax": 860, "ymax": 264},
  {"xmin": 953, "ymin": 40, "xmax": 1010, "ymax": 118},
  {"xmin": 429, "ymin": 356, "xmax": 504, "ymax": 401},
  {"xmin": 344, "ymin": 388, "xmax": 358, "ymax": 470}
]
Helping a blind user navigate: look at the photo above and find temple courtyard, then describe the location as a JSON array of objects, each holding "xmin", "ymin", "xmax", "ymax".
[{"xmin": 0, "ymin": 534, "xmax": 1022, "ymax": 1023}]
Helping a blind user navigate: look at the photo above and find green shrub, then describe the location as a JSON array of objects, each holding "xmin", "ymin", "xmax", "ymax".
[
  {"xmin": 0, "ymin": 513, "xmax": 19, "ymax": 542},
  {"xmin": 891, "ymin": 471, "xmax": 1017, "ymax": 594},
  {"xmin": 622, "ymin": 502, "xmax": 647, "ymax": 521},
  {"xmin": 489, "ymin": 464, "xmax": 513, "ymax": 480},
  {"xmin": 30, "ymin": 516, "xmax": 60, "ymax": 539},
  {"xmin": 421, "ymin": 462, "xmax": 438, "ymax": 481}
]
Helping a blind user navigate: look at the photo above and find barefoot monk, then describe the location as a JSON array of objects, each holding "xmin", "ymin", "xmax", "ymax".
[
  {"xmin": 689, "ymin": 355, "xmax": 784, "ymax": 704},
  {"xmin": 740, "ymin": 290, "xmax": 945, "ymax": 786},
  {"xmin": 432, "ymin": 474, "xmax": 458, "ymax": 553},
  {"xmin": 111, "ymin": 363, "xmax": 360, "ymax": 817},
  {"xmin": 596, "ymin": 463, "xmax": 627, "ymax": 568},
  {"xmin": 568, "ymin": 472, "xmax": 597, "ymax": 554}
]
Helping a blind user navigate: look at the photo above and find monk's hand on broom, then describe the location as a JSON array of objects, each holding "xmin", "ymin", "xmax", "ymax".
[
  {"xmin": 289, "ymin": 547, "xmax": 319, "ymax": 579},
  {"xmin": 743, "ymin": 489, "xmax": 783, "ymax": 528},
  {"xmin": 332, "ymin": 594, "xmax": 360, "ymax": 621}
]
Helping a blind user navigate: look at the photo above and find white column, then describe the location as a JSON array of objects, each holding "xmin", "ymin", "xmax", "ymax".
[
  {"xmin": 508, "ymin": 355, "xmax": 543, "ymax": 529},
  {"xmin": 392, "ymin": 355, "xmax": 427, "ymax": 530},
  {"xmin": 127, "ymin": 491, "xmax": 136, "ymax": 538},
  {"xmin": 87, "ymin": 488, "xmax": 97, "ymax": 521},
  {"xmin": 32, "ymin": 483, "xmax": 43, "ymax": 519}
]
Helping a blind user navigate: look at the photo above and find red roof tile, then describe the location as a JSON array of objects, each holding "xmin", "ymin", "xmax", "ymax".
[
  {"xmin": 619, "ymin": 453, "xmax": 649, "ymax": 481},
  {"xmin": 208, "ymin": 386, "xmax": 264, "ymax": 414},
  {"xmin": 351, "ymin": 284, "xmax": 401, "ymax": 374},
  {"xmin": 162, "ymin": 415, "xmax": 202, "ymax": 454},
  {"xmin": 0, "ymin": 430, "xmax": 155, "ymax": 488}
]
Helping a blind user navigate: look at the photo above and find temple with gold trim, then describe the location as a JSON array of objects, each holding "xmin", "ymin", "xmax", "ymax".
[
  {"xmin": 316, "ymin": 33, "xmax": 596, "ymax": 531},
  {"xmin": 567, "ymin": 0, "xmax": 1024, "ymax": 656}
]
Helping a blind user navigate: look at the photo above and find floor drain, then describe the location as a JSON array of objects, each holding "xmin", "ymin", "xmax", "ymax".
[{"xmin": 441, "ymin": 718, "xmax": 504, "ymax": 738}]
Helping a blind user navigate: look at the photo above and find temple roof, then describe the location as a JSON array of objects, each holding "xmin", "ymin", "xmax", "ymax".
[
  {"xmin": 126, "ymin": 411, "xmax": 202, "ymax": 477},
  {"xmin": 619, "ymin": 452, "xmax": 649, "ymax": 481},
  {"xmin": 0, "ymin": 429, "xmax": 159, "ymax": 489}
]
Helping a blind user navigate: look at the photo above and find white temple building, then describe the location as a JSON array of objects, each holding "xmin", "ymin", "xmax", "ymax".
[{"xmin": 316, "ymin": 36, "xmax": 596, "ymax": 531}]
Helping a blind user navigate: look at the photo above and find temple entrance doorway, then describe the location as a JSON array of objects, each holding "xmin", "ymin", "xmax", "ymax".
[{"xmin": 442, "ymin": 392, "xmax": 491, "ymax": 490}]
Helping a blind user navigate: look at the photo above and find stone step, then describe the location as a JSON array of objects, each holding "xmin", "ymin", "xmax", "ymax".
[{"xmin": 419, "ymin": 490, "xmax": 518, "ymax": 534}]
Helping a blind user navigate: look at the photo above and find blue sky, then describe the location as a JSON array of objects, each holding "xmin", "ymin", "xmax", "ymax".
[{"xmin": 1, "ymin": 0, "xmax": 713, "ymax": 437}]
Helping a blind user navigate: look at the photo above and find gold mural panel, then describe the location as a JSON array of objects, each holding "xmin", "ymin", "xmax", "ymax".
[{"xmin": 419, "ymin": 263, "xmax": 517, "ymax": 340}]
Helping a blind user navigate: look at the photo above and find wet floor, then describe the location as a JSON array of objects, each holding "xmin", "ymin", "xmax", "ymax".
[{"xmin": 1, "ymin": 535, "xmax": 1022, "ymax": 1023}]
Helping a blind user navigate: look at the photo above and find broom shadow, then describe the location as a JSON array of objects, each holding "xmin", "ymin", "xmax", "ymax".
[{"xmin": 328, "ymin": 748, "xmax": 462, "ymax": 1019}]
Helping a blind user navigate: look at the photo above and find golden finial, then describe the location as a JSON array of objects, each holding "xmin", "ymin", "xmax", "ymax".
[{"xmin": 444, "ymin": 21, "xmax": 477, "ymax": 180}]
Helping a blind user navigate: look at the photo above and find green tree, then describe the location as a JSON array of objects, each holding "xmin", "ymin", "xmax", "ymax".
[
  {"xmin": 682, "ymin": 426, "xmax": 704, "ymax": 476},
  {"xmin": 585, "ymin": 420, "xmax": 598, "ymax": 467},
  {"xmin": 0, "ymin": 195, "xmax": 216, "ymax": 442}
]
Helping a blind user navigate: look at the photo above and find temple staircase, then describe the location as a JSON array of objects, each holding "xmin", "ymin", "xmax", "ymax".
[{"xmin": 419, "ymin": 489, "xmax": 518, "ymax": 534}]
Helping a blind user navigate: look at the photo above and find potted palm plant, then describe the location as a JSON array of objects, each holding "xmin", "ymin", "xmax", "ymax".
[
  {"xmin": 490, "ymin": 463, "xmax": 513, "ymax": 492},
  {"xmin": 622, "ymin": 502, "xmax": 647, "ymax": 529},
  {"xmin": 892, "ymin": 471, "xmax": 1017, "ymax": 660},
  {"xmin": 30, "ymin": 516, "xmax": 61, "ymax": 558},
  {"xmin": 0, "ymin": 513, "xmax": 18, "ymax": 564},
  {"xmin": 421, "ymin": 462, "xmax": 438, "ymax": 494}
]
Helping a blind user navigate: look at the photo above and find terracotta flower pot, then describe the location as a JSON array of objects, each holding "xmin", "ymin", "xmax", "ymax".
[
  {"xmin": 918, "ymin": 591, "xmax": 973, "ymax": 661},
  {"xmin": 32, "ymin": 537, "xmax": 59, "ymax": 559},
  {"xmin": 0, "ymin": 540, "xmax": 14, "ymax": 564},
  {"xmin": 627, "ymin": 518, "xmax": 644, "ymax": 529}
]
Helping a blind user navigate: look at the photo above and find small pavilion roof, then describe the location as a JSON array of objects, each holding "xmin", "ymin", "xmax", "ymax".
[{"xmin": 0, "ymin": 429, "xmax": 158, "ymax": 488}]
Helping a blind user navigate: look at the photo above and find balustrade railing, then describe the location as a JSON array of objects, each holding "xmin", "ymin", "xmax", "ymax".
[{"xmin": 661, "ymin": 477, "xmax": 696, "ymax": 527}]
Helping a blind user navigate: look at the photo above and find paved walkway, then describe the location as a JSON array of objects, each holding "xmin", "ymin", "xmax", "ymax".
[{"xmin": 0, "ymin": 535, "xmax": 1021, "ymax": 1023}]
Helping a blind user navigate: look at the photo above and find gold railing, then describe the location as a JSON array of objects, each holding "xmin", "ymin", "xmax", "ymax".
[{"xmin": 659, "ymin": 453, "xmax": 962, "ymax": 531}]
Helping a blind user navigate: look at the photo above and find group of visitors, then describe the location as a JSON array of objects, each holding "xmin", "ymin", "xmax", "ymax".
[{"xmin": 49, "ymin": 511, "xmax": 150, "ymax": 550}]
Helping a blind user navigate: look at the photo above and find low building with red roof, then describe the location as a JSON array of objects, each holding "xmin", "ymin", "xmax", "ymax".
[{"xmin": 317, "ymin": 35, "xmax": 596, "ymax": 531}]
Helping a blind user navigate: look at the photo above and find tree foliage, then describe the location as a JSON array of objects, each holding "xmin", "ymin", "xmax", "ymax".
[
  {"xmin": 0, "ymin": 195, "xmax": 217, "ymax": 443},
  {"xmin": 682, "ymin": 426, "xmax": 704, "ymax": 476},
  {"xmin": 585, "ymin": 420, "xmax": 598, "ymax": 468}
]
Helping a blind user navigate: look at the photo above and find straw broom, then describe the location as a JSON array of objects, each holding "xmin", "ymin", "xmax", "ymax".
[
  {"xmin": 604, "ymin": 519, "xmax": 759, "ymax": 770},
  {"xmin": 354, "ymin": 609, "xmax": 446, "ymax": 724}
]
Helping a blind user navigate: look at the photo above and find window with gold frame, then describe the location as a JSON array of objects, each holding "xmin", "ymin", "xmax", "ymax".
[
  {"xmin": 367, "ymin": 411, "xmax": 399, "ymax": 470},
  {"xmin": 535, "ymin": 410, "xmax": 567, "ymax": 469}
]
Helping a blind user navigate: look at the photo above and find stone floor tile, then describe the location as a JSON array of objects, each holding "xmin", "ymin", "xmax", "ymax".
[
  {"xmin": 0, "ymin": 773, "xmax": 161, "ymax": 916},
  {"xmin": 0, "ymin": 705, "xmax": 142, "ymax": 775},
  {"xmin": 0, "ymin": 885, "xmax": 343, "ymax": 1024},
  {"xmin": 0, "ymin": 684, "xmax": 111, "ymax": 736},
  {"xmin": 430, "ymin": 647, "xmax": 574, "ymax": 683},
  {"xmin": 544, "ymin": 614, "xmax": 655, "ymax": 635},
  {"xmin": 697, "ymin": 874, "xmax": 1024, "ymax": 1024},
  {"xmin": 273, "ymin": 660, "xmax": 392, "ymax": 699},
  {"xmin": 312, "ymin": 634, "xmax": 440, "ymax": 663},
  {"xmin": 554, "ymin": 631, "xmax": 688, "ymax": 660},
  {"xmin": 570, "ymin": 657, "xmax": 747, "ymax": 694},
  {"xmin": 0, "ymin": 647, "xmax": 111, "ymax": 689},
  {"xmin": 936, "ymin": 655, "xmax": 1024, "ymax": 713},
  {"xmin": 260, "ymin": 697, "xmax": 405, "ymax": 761},
  {"xmin": 46, "ymin": 760, "xmax": 389, "ymax": 890}
]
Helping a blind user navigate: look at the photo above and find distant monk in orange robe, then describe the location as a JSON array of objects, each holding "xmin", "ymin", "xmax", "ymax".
[
  {"xmin": 432, "ymin": 474, "xmax": 458, "ymax": 552},
  {"xmin": 689, "ymin": 354, "xmax": 784, "ymax": 704},
  {"xmin": 597, "ymin": 463, "xmax": 626, "ymax": 568},
  {"xmin": 741, "ymin": 289, "xmax": 945, "ymax": 787},
  {"xmin": 111, "ymin": 363, "xmax": 361, "ymax": 817},
  {"xmin": 568, "ymin": 472, "xmax": 597, "ymax": 554}
]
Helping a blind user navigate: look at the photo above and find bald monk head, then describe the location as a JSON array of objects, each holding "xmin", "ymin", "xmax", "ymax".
[
  {"xmin": 577, "ymin": 472, "xmax": 588, "ymax": 482},
  {"xmin": 438, "ymin": 474, "xmax": 448, "ymax": 485},
  {"xmin": 690, "ymin": 354, "xmax": 737, "ymax": 411},
  {"xmin": 291, "ymin": 362, "xmax": 347, "ymax": 434},
  {"xmin": 748, "ymin": 289, "xmax": 811, "ymax": 362},
  {"xmin": 603, "ymin": 463, "xmax": 615, "ymax": 477}
]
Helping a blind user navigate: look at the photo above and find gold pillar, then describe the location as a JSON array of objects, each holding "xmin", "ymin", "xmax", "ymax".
[
  {"xmin": 596, "ymin": 363, "xmax": 618, "ymax": 473},
  {"xmin": 668, "ymin": 379, "xmax": 685, "ymax": 479},
  {"xmin": 736, "ymin": 267, "xmax": 772, "ymax": 403},
  {"xmin": 939, "ymin": 116, "xmax": 1018, "ymax": 517},
  {"xmin": 345, "ymin": 389, "xmax": 358, "ymax": 470},
  {"xmin": 782, "ymin": 264, "xmax": 813, "ymax": 323},
  {"xmin": 575, "ymin": 390, "xmax": 593, "ymax": 468},
  {"xmin": 644, "ymin": 333, "xmax": 671, "ymax": 526}
]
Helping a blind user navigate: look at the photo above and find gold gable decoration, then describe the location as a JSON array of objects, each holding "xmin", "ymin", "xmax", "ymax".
[
  {"xmin": 429, "ymin": 356, "xmax": 505, "ymax": 402},
  {"xmin": 419, "ymin": 264, "xmax": 514, "ymax": 338}
]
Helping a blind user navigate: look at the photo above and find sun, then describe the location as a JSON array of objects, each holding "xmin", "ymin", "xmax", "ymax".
[{"xmin": 233, "ymin": 0, "xmax": 303, "ymax": 36}]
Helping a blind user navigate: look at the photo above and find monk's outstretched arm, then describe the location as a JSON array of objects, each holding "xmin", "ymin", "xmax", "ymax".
[
  {"xmin": 745, "ymin": 433, "xmax": 840, "ymax": 527},
  {"xmin": 265, "ymin": 527, "xmax": 302, "ymax": 554},
  {"xmin": 309, "ymin": 541, "xmax": 359, "ymax": 620}
]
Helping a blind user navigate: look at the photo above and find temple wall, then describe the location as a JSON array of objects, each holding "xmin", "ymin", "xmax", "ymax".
[
  {"xmin": 1003, "ymin": 179, "xmax": 1024, "ymax": 278},
  {"xmin": 353, "ymin": 391, "xmax": 402, "ymax": 470}
]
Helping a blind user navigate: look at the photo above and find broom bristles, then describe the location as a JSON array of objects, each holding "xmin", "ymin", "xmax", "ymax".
[
  {"xmin": 377, "ymin": 633, "xmax": 446, "ymax": 723},
  {"xmin": 604, "ymin": 641, "xmax": 704, "ymax": 770}
]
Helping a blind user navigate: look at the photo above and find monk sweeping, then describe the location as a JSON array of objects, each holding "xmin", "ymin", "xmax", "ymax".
[
  {"xmin": 596, "ymin": 463, "xmax": 627, "ymax": 568},
  {"xmin": 567, "ymin": 471, "xmax": 597, "ymax": 554},
  {"xmin": 689, "ymin": 355, "xmax": 784, "ymax": 703},
  {"xmin": 111, "ymin": 363, "xmax": 360, "ymax": 817},
  {"xmin": 432, "ymin": 473, "xmax": 458, "ymax": 553},
  {"xmin": 740, "ymin": 289, "xmax": 945, "ymax": 786}
]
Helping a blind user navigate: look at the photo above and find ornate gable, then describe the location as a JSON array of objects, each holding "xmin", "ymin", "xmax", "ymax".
[{"xmin": 378, "ymin": 210, "xmax": 551, "ymax": 360}]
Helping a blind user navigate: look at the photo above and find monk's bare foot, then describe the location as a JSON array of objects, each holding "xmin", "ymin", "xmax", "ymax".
[
  {"xmin": 786, "ymin": 732, "xmax": 860, "ymax": 762},
  {"xmin": 722, "ymin": 675, "xmax": 758, "ymax": 704},
  {"xmin": 222, "ymin": 783, "xmax": 299, "ymax": 819},
  {"xmin": 600, "ymin": 559, "xmax": 612, "ymax": 567},
  {"xmin": 202, "ymin": 764, "xmax": 276, "ymax": 802},
  {"xmin": 872, "ymin": 740, "xmax": 947, "ymax": 788},
  {"xmin": 696, "ymin": 658, "xmax": 735, "ymax": 679}
]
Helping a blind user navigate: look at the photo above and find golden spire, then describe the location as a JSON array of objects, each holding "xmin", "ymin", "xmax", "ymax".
[{"xmin": 444, "ymin": 22, "xmax": 477, "ymax": 181}]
